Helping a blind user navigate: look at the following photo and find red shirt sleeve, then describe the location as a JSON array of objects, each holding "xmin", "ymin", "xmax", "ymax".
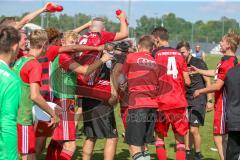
[
  {"xmin": 217, "ymin": 61, "xmax": 233, "ymax": 81},
  {"xmin": 59, "ymin": 53, "xmax": 76, "ymax": 71},
  {"xmin": 20, "ymin": 59, "xmax": 42, "ymax": 84},
  {"xmin": 100, "ymin": 31, "xmax": 116, "ymax": 44},
  {"xmin": 46, "ymin": 45, "xmax": 61, "ymax": 62}
]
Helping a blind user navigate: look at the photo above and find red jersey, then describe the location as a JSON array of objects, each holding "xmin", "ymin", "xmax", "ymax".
[
  {"xmin": 153, "ymin": 47, "xmax": 188, "ymax": 110},
  {"xmin": 20, "ymin": 55, "xmax": 42, "ymax": 84},
  {"xmin": 38, "ymin": 45, "xmax": 60, "ymax": 101},
  {"xmin": 59, "ymin": 53, "xmax": 76, "ymax": 71},
  {"xmin": 214, "ymin": 56, "xmax": 238, "ymax": 112},
  {"xmin": 76, "ymin": 31, "xmax": 116, "ymax": 85},
  {"xmin": 123, "ymin": 52, "xmax": 159, "ymax": 109}
]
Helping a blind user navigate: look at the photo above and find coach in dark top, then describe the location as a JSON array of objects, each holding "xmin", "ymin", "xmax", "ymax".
[
  {"xmin": 224, "ymin": 64, "xmax": 240, "ymax": 160},
  {"xmin": 176, "ymin": 41, "xmax": 213, "ymax": 160}
]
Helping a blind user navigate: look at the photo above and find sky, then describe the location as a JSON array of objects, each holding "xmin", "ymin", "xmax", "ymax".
[{"xmin": 0, "ymin": 0, "xmax": 240, "ymax": 27}]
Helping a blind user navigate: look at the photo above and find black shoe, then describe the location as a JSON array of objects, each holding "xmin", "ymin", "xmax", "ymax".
[
  {"xmin": 194, "ymin": 152, "xmax": 204, "ymax": 160},
  {"xmin": 186, "ymin": 150, "xmax": 193, "ymax": 160}
]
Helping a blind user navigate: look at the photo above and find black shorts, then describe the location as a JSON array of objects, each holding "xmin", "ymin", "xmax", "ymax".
[
  {"xmin": 82, "ymin": 98, "xmax": 118, "ymax": 139},
  {"xmin": 125, "ymin": 108, "xmax": 157, "ymax": 146},
  {"xmin": 188, "ymin": 104, "xmax": 206, "ymax": 127},
  {"xmin": 226, "ymin": 131, "xmax": 240, "ymax": 160}
]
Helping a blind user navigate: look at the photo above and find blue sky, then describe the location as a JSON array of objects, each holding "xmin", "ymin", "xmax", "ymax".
[{"xmin": 0, "ymin": 0, "xmax": 240, "ymax": 27}]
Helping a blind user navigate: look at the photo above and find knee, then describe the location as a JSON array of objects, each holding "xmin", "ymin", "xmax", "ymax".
[
  {"xmin": 63, "ymin": 141, "xmax": 76, "ymax": 152},
  {"xmin": 86, "ymin": 137, "xmax": 97, "ymax": 143},
  {"xmin": 107, "ymin": 137, "xmax": 118, "ymax": 144},
  {"xmin": 190, "ymin": 127, "xmax": 199, "ymax": 135}
]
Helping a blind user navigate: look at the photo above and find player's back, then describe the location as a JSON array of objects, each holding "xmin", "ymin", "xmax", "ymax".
[{"xmin": 153, "ymin": 47, "xmax": 188, "ymax": 110}]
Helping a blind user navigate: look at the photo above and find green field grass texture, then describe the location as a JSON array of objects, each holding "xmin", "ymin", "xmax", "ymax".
[{"xmin": 40, "ymin": 55, "xmax": 229, "ymax": 160}]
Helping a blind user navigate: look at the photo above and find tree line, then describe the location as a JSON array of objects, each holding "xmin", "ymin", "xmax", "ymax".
[{"xmin": 1, "ymin": 12, "xmax": 239, "ymax": 43}]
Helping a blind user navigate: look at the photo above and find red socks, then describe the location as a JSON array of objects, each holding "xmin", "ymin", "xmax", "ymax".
[
  {"xmin": 155, "ymin": 139, "xmax": 167, "ymax": 160},
  {"xmin": 176, "ymin": 143, "xmax": 186, "ymax": 160}
]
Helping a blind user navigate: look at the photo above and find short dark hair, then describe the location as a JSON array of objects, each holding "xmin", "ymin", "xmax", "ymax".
[
  {"xmin": 0, "ymin": 17, "xmax": 16, "ymax": 26},
  {"xmin": 152, "ymin": 27, "xmax": 169, "ymax": 41},
  {"xmin": 176, "ymin": 41, "xmax": 191, "ymax": 50},
  {"xmin": 0, "ymin": 26, "xmax": 20, "ymax": 53},
  {"xmin": 138, "ymin": 35, "xmax": 154, "ymax": 51},
  {"xmin": 45, "ymin": 27, "xmax": 61, "ymax": 44}
]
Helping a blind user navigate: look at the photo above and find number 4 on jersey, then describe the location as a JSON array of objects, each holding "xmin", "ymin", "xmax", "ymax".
[{"xmin": 167, "ymin": 57, "xmax": 178, "ymax": 79}]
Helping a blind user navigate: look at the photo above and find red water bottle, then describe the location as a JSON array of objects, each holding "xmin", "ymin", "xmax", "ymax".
[
  {"xmin": 116, "ymin": 9, "xmax": 129, "ymax": 26},
  {"xmin": 46, "ymin": 3, "xmax": 63, "ymax": 12},
  {"xmin": 46, "ymin": 3, "xmax": 56, "ymax": 12},
  {"xmin": 55, "ymin": 5, "xmax": 63, "ymax": 12}
]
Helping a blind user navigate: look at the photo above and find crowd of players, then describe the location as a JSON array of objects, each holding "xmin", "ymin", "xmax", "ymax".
[{"xmin": 0, "ymin": 2, "xmax": 240, "ymax": 160}]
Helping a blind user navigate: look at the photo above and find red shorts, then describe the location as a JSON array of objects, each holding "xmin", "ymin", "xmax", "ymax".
[
  {"xmin": 214, "ymin": 109, "xmax": 227, "ymax": 135},
  {"xmin": 17, "ymin": 124, "xmax": 36, "ymax": 154},
  {"xmin": 76, "ymin": 80, "xmax": 111, "ymax": 101},
  {"xmin": 52, "ymin": 98, "xmax": 76, "ymax": 141},
  {"xmin": 155, "ymin": 108, "xmax": 189, "ymax": 137},
  {"xmin": 35, "ymin": 120, "xmax": 55, "ymax": 137},
  {"xmin": 120, "ymin": 106, "xmax": 128, "ymax": 129}
]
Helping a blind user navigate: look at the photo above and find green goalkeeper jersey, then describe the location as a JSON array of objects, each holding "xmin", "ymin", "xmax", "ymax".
[{"xmin": 0, "ymin": 60, "xmax": 21, "ymax": 160}]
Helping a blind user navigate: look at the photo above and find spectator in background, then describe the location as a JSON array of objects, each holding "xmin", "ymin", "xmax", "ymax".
[{"xmin": 192, "ymin": 45, "xmax": 206, "ymax": 62}]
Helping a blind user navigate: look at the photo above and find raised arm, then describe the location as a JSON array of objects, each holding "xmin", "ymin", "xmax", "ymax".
[
  {"xmin": 73, "ymin": 21, "xmax": 91, "ymax": 33},
  {"xmin": 15, "ymin": 2, "xmax": 56, "ymax": 29},
  {"xmin": 114, "ymin": 11, "xmax": 129, "ymax": 41}
]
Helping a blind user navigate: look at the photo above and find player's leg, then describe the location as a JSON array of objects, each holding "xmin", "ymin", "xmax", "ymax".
[
  {"xmin": 82, "ymin": 138, "xmax": 97, "ymax": 160},
  {"xmin": 175, "ymin": 133, "xmax": 186, "ymax": 160},
  {"xmin": 190, "ymin": 104, "xmax": 206, "ymax": 159},
  {"xmin": 35, "ymin": 136, "xmax": 47, "ymax": 156},
  {"xmin": 155, "ymin": 111, "xmax": 168, "ymax": 160},
  {"xmin": 184, "ymin": 129, "xmax": 193, "ymax": 160},
  {"xmin": 143, "ymin": 145, "xmax": 150, "ymax": 160},
  {"xmin": 214, "ymin": 134, "xmax": 228, "ymax": 160},
  {"xmin": 184, "ymin": 106, "xmax": 192, "ymax": 160},
  {"xmin": 190, "ymin": 126, "xmax": 203, "ymax": 159},
  {"xmin": 75, "ymin": 97, "xmax": 83, "ymax": 127},
  {"xmin": 125, "ymin": 109, "xmax": 154, "ymax": 160},
  {"xmin": 21, "ymin": 154, "xmax": 36, "ymax": 160},
  {"xmin": 104, "ymin": 137, "xmax": 118, "ymax": 160},
  {"xmin": 60, "ymin": 140, "xmax": 76, "ymax": 160},
  {"xmin": 214, "ymin": 109, "xmax": 228, "ymax": 160},
  {"xmin": 129, "ymin": 145, "xmax": 145, "ymax": 160},
  {"xmin": 171, "ymin": 108, "xmax": 189, "ymax": 160}
]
